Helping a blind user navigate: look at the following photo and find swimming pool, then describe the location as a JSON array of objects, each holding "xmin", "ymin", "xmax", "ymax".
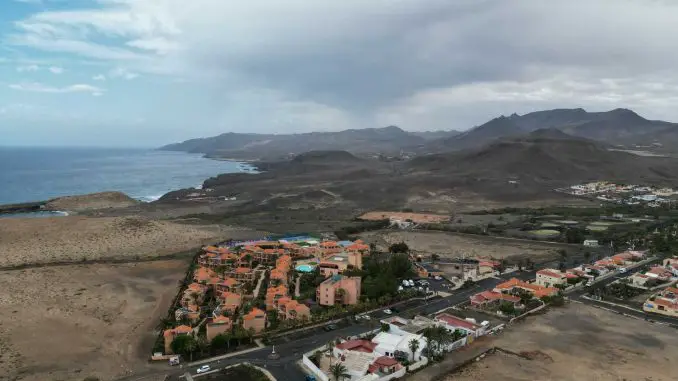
[{"xmin": 295, "ymin": 264, "xmax": 316, "ymax": 273}]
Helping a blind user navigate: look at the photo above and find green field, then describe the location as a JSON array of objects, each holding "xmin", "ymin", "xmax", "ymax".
[
  {"xmin": 556, "ymin": 220, "xmax": 579, "ymax": 225},
  {"xmin": 530, "ymin": 229, "xmax": 561, "ymax": 238},
  {"xmin": 587, "ymin": 225, "xmax": 609, "ymax": 232}
]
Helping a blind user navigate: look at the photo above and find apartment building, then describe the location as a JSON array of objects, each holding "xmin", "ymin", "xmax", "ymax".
[
  {"xmin": 242, "ymin": 308, "xmax": 266, "ymax": 333},
  {"xmin": 277, "ymin": 298, "xmax": 311, "ymax": 321},
  {"xmin": 206, "ymin": 316, "xmax": 232, "ymax": 341},
  {"xmin": 265, "ymin": 284, "xmax": 289, "ymax": 311},
  {"xmin": 318, "ymin": 251, "xmax": 362, "ymax": 277},
  {"xmin": 219, "ymin": 291, "xmax": 242, "ymax": 315},
  {"xmin": 316, "ymin": 275, "xmax": 361, "ymax": 306}
]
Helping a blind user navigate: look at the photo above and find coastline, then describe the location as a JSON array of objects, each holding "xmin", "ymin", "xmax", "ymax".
[{"xmin": 0, "ymin": 151, "xmax": 258, "ymax": 215}]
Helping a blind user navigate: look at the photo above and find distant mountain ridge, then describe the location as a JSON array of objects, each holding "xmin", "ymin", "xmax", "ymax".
[
  {"xmin": 160, "ymin": 108, "xmax": 678, "ymax": 160},
  {"xmin": 160, "ymin": 126, "xmax": 452, "ymax": 160},
  {"xmin": 437, "ymin": 108, "xmax": 678, "ymax": 151}
]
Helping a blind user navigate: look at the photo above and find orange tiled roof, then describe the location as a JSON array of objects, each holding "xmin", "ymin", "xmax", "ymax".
[
  {"xmin": 220, "ymin": 278, "xmax": 238, "ymax": 287},
  {"xmin": 164, "ymin": 324, "xmax": 193, "ymax": 337},
  {"xmin": 243, "ymin": 308, "xmax": 266, "ymax": 320},
  {"xmin": 194, "ymin": 267, "xmax": 217, "ymax": 281},
  {"xmin": 235, "ymin": 267, "xmax": 252, "ymax": 274},
  {"xmin": 537, "ymin": 269, "xmax": 566, "ymax": 279},
  {"xmin": 211, "ymin": 316, "xmax": 232, "ymax": 325}
]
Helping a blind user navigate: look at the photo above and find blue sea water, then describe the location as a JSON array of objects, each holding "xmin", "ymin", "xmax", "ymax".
[{"xmin": 0, "ymin": 147, "xmax": 247, "ymax": 205}]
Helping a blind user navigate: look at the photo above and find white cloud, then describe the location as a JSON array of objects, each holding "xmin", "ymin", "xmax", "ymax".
[
  {"xmin": 9, "ymin": 82, "xmax": 104, "ymax": 95},
  {"xmin": 5, "ymin": 0, "xmax": 678, "ymax": 138},
  {"xmin": 48, "ymin": 66, "xmax": 64, "ymax": 74},
  {"xmin": 16, "ymin": 64, "xmax": 39, "ymax": 72},
  {"xmin": 109, "ymin": 67, "xmax": 139, "ymax": 80}
]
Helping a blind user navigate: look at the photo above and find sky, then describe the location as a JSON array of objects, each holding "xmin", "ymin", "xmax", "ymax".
[{"xmin": 1, "ymin": 0, "xmax": 678, "ymax": 147}]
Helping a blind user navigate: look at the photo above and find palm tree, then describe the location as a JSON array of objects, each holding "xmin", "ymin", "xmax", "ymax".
[
  {"xmin": 408, "ymin": 338, "xmax": 420, "ymax": 361},
  {"xmin": 329, "ymin": 363, "xmax": 350, "ymax": 381},
  {"xmin": 185, "ymin": 336, "xmax": 198, "ymax": 362},
  {"xmin": 326, "ymin": 340, "xmax": 336, "ymax": 365},
  {"xmin": 196, "ymin": 336, "xmax": 209, "ymax": 356}
]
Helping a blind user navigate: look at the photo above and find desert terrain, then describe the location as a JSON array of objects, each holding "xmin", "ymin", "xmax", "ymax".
[
  {"xmin": 0, "ymin": 260, "xmax": 187, "ymax": 381},
  {"xmin": 359, "ymin": 230, "xmax": 571, "ymax": 263},
  {"xmin": 0, "ymin": 216, "xmax": 261, "ymax": 268},
  {"xmin": 449, "ymin": 303, "xmax": 678, "ymax": 381}
]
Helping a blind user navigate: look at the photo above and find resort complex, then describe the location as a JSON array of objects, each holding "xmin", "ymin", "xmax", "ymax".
[{"xmin": 162, "ymin": 236, "xmax": 371, "ymax": 354}]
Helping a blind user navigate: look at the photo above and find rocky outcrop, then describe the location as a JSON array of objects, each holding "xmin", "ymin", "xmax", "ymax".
[{"xmin": 44, "ymin": 191, "xmax": 139, "ymax": 212}]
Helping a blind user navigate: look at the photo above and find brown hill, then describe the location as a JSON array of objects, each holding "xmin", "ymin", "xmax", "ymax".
[
  {"xmin": 410, "ymin": 130, "xmax": 678, "ymax": 189},
  {"xmin": 437, "ymin": 108, "xmax": 677, "ymax": 151}
]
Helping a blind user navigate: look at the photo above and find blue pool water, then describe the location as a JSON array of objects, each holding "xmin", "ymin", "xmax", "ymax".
[{"xmin": 295, "ymin": 264, "xmax": 316, "ymax": 273}]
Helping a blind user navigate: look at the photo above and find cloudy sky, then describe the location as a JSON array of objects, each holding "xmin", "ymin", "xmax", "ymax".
[{"xmin": 1, "ymin": 0, "xmax": 677, "ymax": 147}]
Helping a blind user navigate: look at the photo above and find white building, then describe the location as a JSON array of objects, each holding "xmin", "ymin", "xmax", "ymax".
[
  {"xmin": 371, "ymin": 331, "xmax": 426, "ymax": 361},
  {"xmin": 583, "ymin": 239, "xmax": 599, "ymax": 247}
]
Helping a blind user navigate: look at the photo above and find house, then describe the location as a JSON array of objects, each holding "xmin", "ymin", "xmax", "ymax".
[
  {"xmin": 206, "ymin": 316, "xmax": 232, "ymax": 341},
  {"xmin": 630, "ymin": 273, "xmax": 652, "ymax": 287},
  {"xmin": 367, "ymin": 356, "xmax": 405, "ymax": 379},
  {"xmin": 334, "ymin": 339, "xmax": 377, "ymax": 357},
  {"xmin": 316, "ymin": 275, "xmax": 361, "ymax": 306},
  {"xmin": 372, "ymin": 331, "xmax": 426, "ymax": 361},
  {"xmin": 380, "ymin": 316, "xmax": 436, "ymax": 336},
  {"xmin": 470, "ymin": 291, "xmax": 521, "ymax": 308},
  {"xmin": 242, "ymin": 308, "xmax": 266, "ymax": 333},
  {"xmin": 535, "ymin": 269, "xmax": 567, "ymax": 288},
  {"xmin": 231, "ymin": 267, "xmax": 256, "ymax": 282},
  {"xmin": 493, "ymin": 278, "xmax": 559, "ymax": 298},
  {"xmin": 434, "ymin": 313, "xmax": 486, "ymax": 338},
  {"xmin": 643, "ymin": 287, "xmax": 678, "ymax": 317},
  {"xmin": 646, "ymin": 266, "xmax": 673, "ymax": 282},
  {"xmin": 583, "ymin": 239, "xmax": 599, "ymax": 247},
  {"xmin": 610, "ymin": 252, "xmax": 634, "ymax": 266},
  {"xmin": 663, "ymin": 257, "xmax": 678, "ymax": 276},
  {"xmin": 415, "ymin": 263, "xmax": 445, "ymax": 279},
  {"xmin": 478, "ymin": 261, "xmax": 499, "ymax": 275},
  {"xmin": 163, "ymin": 325, "xmax": 193, "ymax": 354}
]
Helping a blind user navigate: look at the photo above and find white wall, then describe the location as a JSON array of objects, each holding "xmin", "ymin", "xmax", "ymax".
[{"xmin": 302, "ymin": 354, "xmax": 329, "ymax": 381}]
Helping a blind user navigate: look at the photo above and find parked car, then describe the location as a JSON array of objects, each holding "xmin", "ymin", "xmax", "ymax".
[
  {"xmin": 197, "ymin": 365, "xmax": 211, "ymax": 374},
  {"xmin": 305, "ymin": 376, "xmax": 317, "ymax": 381},
  {"xmin": 434, "ymin": 275, "xmax": 443, "ymax": 281},
  {"xmin": 323, "ymin": 324, "xmax": 338, "ymax": 331},
  {"xmin": 383, "ymin": 309, "xmax": 392, "ymax": 315}
]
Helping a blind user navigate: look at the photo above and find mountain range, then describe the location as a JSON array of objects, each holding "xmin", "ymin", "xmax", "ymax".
[{"xmin": 160, "ymin": 108, "xmax": 678, "ymax": 160}]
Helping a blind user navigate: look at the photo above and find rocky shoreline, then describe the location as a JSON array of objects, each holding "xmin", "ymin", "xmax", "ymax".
[{"xmin": 0, "ymin": 201, "xmax": 46, "ymax": 215}]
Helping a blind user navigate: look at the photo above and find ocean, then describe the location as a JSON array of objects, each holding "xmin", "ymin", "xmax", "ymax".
[{"xmin": 0, "ymin": 147, "xmax": 248, "ymax": 205}]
